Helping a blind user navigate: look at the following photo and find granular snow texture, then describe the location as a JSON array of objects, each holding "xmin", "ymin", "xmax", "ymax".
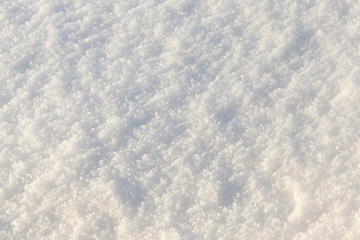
[{"xmin": 1, "ymin": 0, "xmax": 360, "ymax": 239}]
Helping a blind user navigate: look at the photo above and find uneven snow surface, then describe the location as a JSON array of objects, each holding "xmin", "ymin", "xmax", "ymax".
[{"xmin": 1, "ymin": 0, "xmax": 360, "ymax": 239}]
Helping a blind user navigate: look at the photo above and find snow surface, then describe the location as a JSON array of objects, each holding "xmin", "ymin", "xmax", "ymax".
[{"xmin": 1, "ymin": 0, "xmax": 360, "ymax": 239}]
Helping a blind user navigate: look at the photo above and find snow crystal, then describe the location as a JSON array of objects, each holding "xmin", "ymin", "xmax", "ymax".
[{"xmin": 1, "ymin": 0, "xmax": 360, "ymax": 239}]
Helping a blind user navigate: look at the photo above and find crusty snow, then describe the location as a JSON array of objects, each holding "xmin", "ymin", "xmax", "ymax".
[{"xmin": 1, "ymin": 0, "xmax": 360, "ymax": 239}]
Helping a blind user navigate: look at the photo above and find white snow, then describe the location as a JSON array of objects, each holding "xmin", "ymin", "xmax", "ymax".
[{"xmin": 1, "ymin": 0, "xmax": 360, "ymax": 239}]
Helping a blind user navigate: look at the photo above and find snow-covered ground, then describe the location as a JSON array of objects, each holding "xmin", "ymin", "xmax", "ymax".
[{"xmin": 1, "ymin": 0, "xmax": 360, "ymax": 239}]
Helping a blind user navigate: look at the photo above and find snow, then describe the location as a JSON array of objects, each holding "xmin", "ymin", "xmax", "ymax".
[{"xmin": 1, "ymin": 0, "xmax": 360, "ymax": 239}]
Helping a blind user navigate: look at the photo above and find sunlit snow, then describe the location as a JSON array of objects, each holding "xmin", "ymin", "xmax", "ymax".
[{"xmin": 1, "ymin": 0, "xmax": 360, "ymax": 239}]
